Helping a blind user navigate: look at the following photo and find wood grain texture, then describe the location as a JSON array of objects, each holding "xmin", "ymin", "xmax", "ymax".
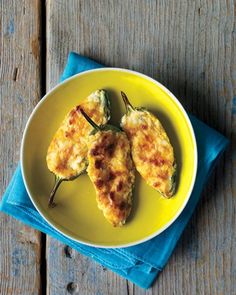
[
  {"xmin": 46, "ymin": 240, "xmax": 128, "ymax": 295},
  {"xmin": 0, "ymin": 1, "xmax": 42, "ymax": 294},
  {"xmin": 46, "ymin": 0, "xmax": 235, "ymax": 294}
]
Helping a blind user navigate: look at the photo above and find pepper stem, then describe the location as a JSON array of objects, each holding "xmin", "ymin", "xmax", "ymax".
[
  {"xmin": 121, "ymin": 91, "xmax": 135, "ymax": 113},
  {"xmin": 48, "ymin": 177, "xmax": 63, "ymax": 208},
  {"xmin": 80, "ymin": 108, "xmax": 101, "ymax": 131}
]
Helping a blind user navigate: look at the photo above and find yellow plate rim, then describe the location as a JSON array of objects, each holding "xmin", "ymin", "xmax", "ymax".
[{"xmin": 20, "ymin": 67, "xmax": 198, "ymax": 248}]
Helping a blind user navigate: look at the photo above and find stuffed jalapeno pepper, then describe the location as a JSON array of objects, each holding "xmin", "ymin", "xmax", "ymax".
[
  {"xmin": 47, "ymin": 90, "xmax": 110, "ymax": 207},
  {"xmin": 120, "ymin": 92, "xmax": 176, "ymax": 198},
  {"xmin": 80, "ymin": 108, "xmax": 135, "ymax": 227}
]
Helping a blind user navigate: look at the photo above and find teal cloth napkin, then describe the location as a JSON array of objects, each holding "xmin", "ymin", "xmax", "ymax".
[{"xmin": 0, "ymin": 52, "xmax": 229, "ymax": 289}]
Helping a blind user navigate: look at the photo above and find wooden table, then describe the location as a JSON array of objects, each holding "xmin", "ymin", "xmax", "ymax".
[{"xmin": 0, "ymin": 1, "xmax": 235, "ymax": 294}]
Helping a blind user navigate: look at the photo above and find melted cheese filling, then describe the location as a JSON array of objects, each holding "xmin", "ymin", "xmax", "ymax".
[
  {"xmin": 121, "ymin": 109, "xmax": 176, "ymax": 197},
  {"xmin": 46, "ymin": 90, "xmax": 108, "ymax": 179},
  {"xmin": 87, "ymin": 130, "xmax": 135, "ymax": 226}
]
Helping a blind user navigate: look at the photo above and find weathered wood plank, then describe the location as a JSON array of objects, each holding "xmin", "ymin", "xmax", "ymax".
[
  {"xmin": 46, "ymin": 240, "xmax": 128, "ymax": 295},
  {"xmin": 46, "ymin": 0, "xmax": 235, "ymax": 294},
  {"xmin": 0, "ymin": 1, "xmax": 42, "ymax": 294}
]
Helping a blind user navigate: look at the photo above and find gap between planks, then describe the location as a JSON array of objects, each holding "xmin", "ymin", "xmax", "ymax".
[{"xmin": 40, "ymin": 0, "xmax": 47, "ymax": 294}]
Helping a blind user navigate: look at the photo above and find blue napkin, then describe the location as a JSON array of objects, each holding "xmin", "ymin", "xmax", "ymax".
[{"xmin": 0, "ymin": 52, "xmax": 229, "ymax": 289}]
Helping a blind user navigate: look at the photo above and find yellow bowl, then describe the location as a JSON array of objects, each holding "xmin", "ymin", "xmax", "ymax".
[{"xmin": 21, "ymin": 68, "xmax": 197, "ymax": 248}]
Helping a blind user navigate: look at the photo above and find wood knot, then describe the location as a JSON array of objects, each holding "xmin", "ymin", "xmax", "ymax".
[
  {"xmin": 67, "ymin": 282, "xmax": 78, "ymax": 294},
  {"xmin": 13, "ymin": 67, "xmax": 18, "ymax": 81},
  {"xmin": 64, "ymin": 246, "xmax": 73, "ymax": 258}
]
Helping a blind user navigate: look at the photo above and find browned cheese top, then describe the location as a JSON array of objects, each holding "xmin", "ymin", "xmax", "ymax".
[
  {"xmin": 121, "ymin": 109, "xmax": 176, "ymax": 197},
  {"xmin": 87, "ymin": 130, "xmax": 135, "ymax": 226},
  {"xmin": 46, "ymin": 90, "xmax": 109, "ymax": 179}
]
